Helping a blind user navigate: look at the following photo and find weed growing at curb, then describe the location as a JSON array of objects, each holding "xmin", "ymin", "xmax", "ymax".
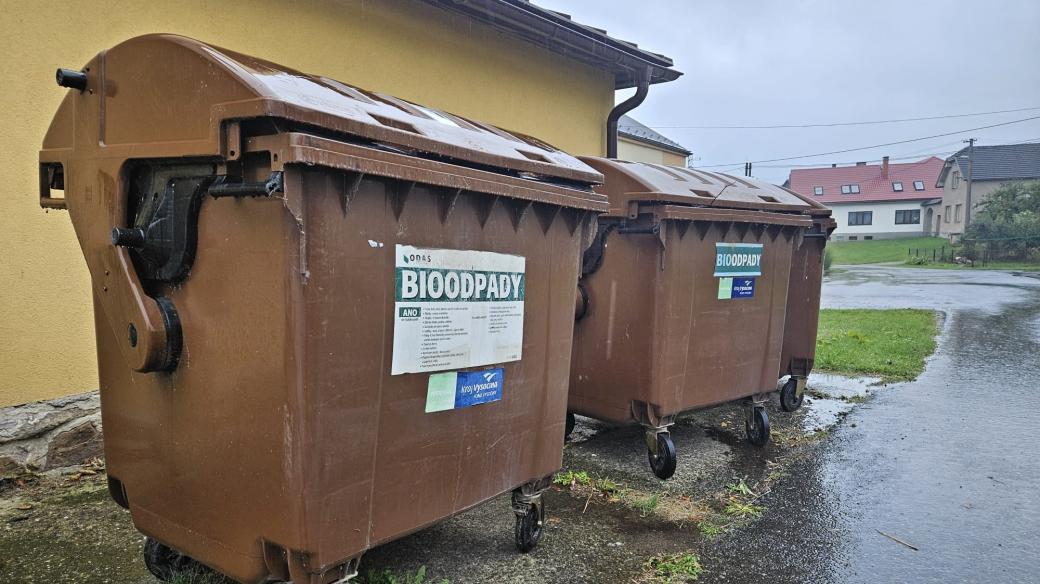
[
  {"xmin": 697, "ymin": 520, "xmax": 726, "ymax": 539},
  {"xmin": 597, "ymin": 477, "xmax": 621, "ymax": 495},
  {"xmin": 723, "ymin": 500, "xmax": 764, "ymax": 519},
  {"xmin": 724, "ymin": 479, "xmax": 754, "ymax": 497},
  {"xmin": 553, "ymin": 470, "xmax": 591, "ymax": 488},
  {"xmin": 633, "ymin": 493, "xmax": 660, "ymax": 517},
  {"xmin": 720, "ymin": 478, "xmax": 766, "ymax": 519},
  {"xmin": 553, "ymin": 467, "xmax": 705, "ymax": 520},
  {"xmin": 644, "ymin": 552, "xmax": 704, "ymax": 582}
]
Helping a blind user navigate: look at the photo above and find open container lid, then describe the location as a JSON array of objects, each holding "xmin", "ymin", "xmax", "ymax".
[
  {"xmin": 41, "ymin": 34, "xmax": 603, "ymax": 188},
  {"xmin": 579, "ymin": 157, "xmax": 827, "ymax": 217}
]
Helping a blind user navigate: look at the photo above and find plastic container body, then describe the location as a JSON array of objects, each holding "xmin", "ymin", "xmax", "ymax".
[
  {"xmin": 780, "ymin": 212, "xmax": 836, "ymax": 379},
  {"xmin": 41, "ymin": 35, "xmax": 606, "ymax": 583}
]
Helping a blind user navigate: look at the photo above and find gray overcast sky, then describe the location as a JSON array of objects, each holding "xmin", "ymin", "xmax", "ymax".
[{"xmin": 537, "ymin": 0, "xmax": 1040, "ymax": 184}]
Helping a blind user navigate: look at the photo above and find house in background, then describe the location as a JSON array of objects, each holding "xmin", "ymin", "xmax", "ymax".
[
  {"xmin": 935, "ymin": 142, "xmax": 1040, "ymax": 239},
  {"xmin": 618, "ymin": 115, "xmax": 692, "ymax": 166},
  {"xmin": 787, "ymin": 156, "xmax": 945, "ymax": 240}
]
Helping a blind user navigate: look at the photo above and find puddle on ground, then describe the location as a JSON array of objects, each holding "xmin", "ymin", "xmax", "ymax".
[
  {"xmin": 797, "ymin": 372, "xmax": 880, "ymax": 433},
  {"xmin": 569, "ymin": 369, "xmax": 877, "ymax": 446},
  {"xmin": 570, "ymin": 371, "xmax": 882, "ymax": 445}
]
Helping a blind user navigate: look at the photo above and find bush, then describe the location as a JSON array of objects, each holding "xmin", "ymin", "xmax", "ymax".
[
  {"xmin": 823, "ymin": 248, "xmax": 833, "ymax": 273},
  {"xmin": 964, "ymin": 181, "xmax": 1040, "ymax": 260}
]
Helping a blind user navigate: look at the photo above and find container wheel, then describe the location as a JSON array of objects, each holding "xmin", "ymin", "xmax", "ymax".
[
  {"xmin": 143, "ymin": 537, "xmax": 202, "ymax": 582},
  {"xmin": 514, "ymin": 499, "xmax": 545, "ymax": 553},
  {"xmin": 779, "ymin": 378, "xmax": 803, "ymax": 412},
  {"xmin": 746, "ymin": 407, "xmax": 770, "ymax": 447},
  {"xmin": 564, "ymin": 411, "xmax": 576, "ymax": 440},
  {"xmin": 647, "ymin": 432, "xmax": 677, "ymax": 480}
]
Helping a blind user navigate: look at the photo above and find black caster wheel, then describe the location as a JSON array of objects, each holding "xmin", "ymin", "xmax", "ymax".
[
  {"xmin": 514, "ymin": 500, "xmax": 545, "ymax": 553},
  {"xmin": 564, "ymin": 411, "xmax": 576, "ymax": 440},
  {"xmin": 779, "ymin": 378, "xmax": 803, "ymax": 412},
  {"xmin": 746, "ymin": 406, "xmax": 770, "ymax": 447},
  {"xmin": 143, "ymin": 537, "xmax": 205, "ymax": 582},
  {"xmin": 647, "ymin": 432, "xmax": 677, "ymax": 480}
]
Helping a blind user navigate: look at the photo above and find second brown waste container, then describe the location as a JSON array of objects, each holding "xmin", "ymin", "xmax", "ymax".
[
  {"xmin": 778, "ymin": 205, "xmax": 836, "ymax": 413},
  {"xmin": 39, "ymin": 35, "xmax": 607, "ymax": 583},
  {"xmin": 568, "ymin": 158, "xmax": 816, "ymax": 479}
]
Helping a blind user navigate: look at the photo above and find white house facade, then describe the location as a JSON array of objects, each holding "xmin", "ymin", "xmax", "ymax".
[{"xmin": 825, "ymin": 201, "xmax": 928, "ymax": 240}]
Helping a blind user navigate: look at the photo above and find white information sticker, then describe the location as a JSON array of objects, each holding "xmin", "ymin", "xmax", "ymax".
[{"xmin": 391, "ymin": 245, "xmax": 525, "ymax": 375}]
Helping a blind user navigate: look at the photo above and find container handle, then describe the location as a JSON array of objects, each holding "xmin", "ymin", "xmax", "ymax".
[{"xmin": 39, "ymin": 162, "xmax": 68, "ymax": 210}]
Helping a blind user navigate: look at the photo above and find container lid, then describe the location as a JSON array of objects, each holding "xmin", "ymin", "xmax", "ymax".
[
  {"xmin": 579, "ymin": 157, "xmax": 821, "ymax": 216},
  {"xmin": 43, "ymin": 34, "xmax": 603, "ymax": 187}
]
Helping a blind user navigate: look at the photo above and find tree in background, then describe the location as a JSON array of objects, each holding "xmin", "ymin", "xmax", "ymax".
[{"xmin": 962, "ymin": 181, "xmax": 1040, "ymax": 261}]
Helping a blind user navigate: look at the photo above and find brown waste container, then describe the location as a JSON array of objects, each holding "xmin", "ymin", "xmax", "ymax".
[
  {"xmin": 39, "ymin": 34, "xmax": 606, "ymax": 583},
  {"xmin": 568, "ymin": 157, "xmax": 815, "ymax": 479},
  {"xmin": 777, "ymin": 204, "xmax": 836, "ymax": 413}
]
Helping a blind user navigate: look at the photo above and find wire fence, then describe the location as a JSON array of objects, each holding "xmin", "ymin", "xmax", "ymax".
[{"xmin": 908, "ymin": 235, "xmax": 1040, "ymax": 267}]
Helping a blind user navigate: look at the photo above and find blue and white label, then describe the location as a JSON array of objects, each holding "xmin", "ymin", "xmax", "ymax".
[
  {"xmin": 425, "ymin": 368, "xmax": 504, "ymax": 413},
  {"xmin": 718, "ymin": 277, "xmax": 756, "ymax": 300},
  {"xmin": 714, "ymin": 243, "xmax": 764, "ymax": 277}
]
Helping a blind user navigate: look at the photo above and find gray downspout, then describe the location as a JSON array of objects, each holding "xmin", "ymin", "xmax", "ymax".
[{"xmin": 606, "ymin": 66, "xmax": 651, "ymax": 158}]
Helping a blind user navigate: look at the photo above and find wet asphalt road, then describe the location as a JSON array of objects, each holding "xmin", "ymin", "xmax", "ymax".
[{"xmin": 703, "ymin": 266, "xmax": 1040, "ymax": 584}]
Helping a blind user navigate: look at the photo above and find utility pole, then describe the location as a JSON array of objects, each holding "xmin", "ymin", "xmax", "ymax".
[{"xmin": 964, "ymin": 138, "xmax": 976, "ymax": 229}]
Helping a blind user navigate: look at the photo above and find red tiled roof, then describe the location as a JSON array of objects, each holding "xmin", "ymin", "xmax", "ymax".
[{"xmin": 788, "ymin": 157, "xmax": 944, "ymax": 203}]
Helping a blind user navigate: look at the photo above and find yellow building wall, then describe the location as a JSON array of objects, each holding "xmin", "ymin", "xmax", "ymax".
[
  {"xmin": 618, "ymin": 137, "xmax": 689, "ymax": 167},
  {"xmin": 0, "ymin": 0, "xmax": 615, "ymax": 407}
]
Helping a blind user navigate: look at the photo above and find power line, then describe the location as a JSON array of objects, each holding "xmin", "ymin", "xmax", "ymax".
[
  {"xmin": 750, "ymin": 150, "xmax": 959, "ymax": 169},
  {"xmin": 741, "ymin": 136, "xmax": 1040, "ymax": 172},
  {"xmin": 692, "ymin": 115, "xmax": 1040, "ymax": 169},
  {"xmin": 643, "ymin": 105, "xmax": 1040, "ymax": 130},
  {"xmin": 735, "ymin": 137, "xmax": 1040, "ymax": 172}
]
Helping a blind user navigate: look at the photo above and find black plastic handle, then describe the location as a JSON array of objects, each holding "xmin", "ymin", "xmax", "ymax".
[{"xmin": 56, "ymin": 68, "xmax": 88, "ymax": 91}]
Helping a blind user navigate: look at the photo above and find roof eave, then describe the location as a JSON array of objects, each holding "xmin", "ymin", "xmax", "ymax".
[
  {"xmin": 821, "ymin": 196, "xmax": 941, "ymax": 204},
  {"xmin": 935, "ymin": 156, "xmax": 956, "ymax": 188},
  {"xmin": 425, "ymin": 0, "xmax": 682, "ymax": 89},
  {"xmin": 618, "ymin": 132, "xmax": 692, "ymax": 156}
]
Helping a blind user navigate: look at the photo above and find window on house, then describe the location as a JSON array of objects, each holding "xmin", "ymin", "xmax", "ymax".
[
  {"xmin": 848, "ymin": 211, "xmax": 873, "ymax": 226},
  {"xmin": 913, "ymin": 180, "xmax": 925, "ymax": 191},
  {"xmin": 892, "ymin": 181, "xmax": 903, "ymax": 192},
  {"xmin": 841, "ymin": 185, "xmax": 851, "ymax": 194},
  {"xmin": 955, "ymin": 204, "xmax": 963, "ymax": 222},
  {"xmin": 945, "ymin": 205, "xmax": 951, "ymax": 222},
  {"xmin": 814, "ymin": 186, "xmax": 824, "ymax": 195},
  {"xmin": 850, "ymin": 184, "xmax": 861, "ymax": 193},
  {"xmin": 895, "ymin": 209, "xmax": 921, "ymax": 224},
  {"xmin": 952, "ymin": 171, "xmax": 960, "ymax": 190},
  {"xmin": 864, "ymin": 236, "xmax": 874, "ymax": 240},
  {"xmin": 848, "ymin": 236, "xmax": 858, "ymax": 241}
]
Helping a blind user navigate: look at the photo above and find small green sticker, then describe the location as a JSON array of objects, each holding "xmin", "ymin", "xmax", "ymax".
[
  {"xmin": 718, "ymin": 277, "xmax": 733, "ymax": 300},
  {"xmin": 425, "ymin": 372, "xmax": 457, "ymax": 413}
]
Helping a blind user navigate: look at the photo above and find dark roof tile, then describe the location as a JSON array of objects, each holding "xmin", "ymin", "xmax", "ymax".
[
  {"xmin": 941, "ymin": 143, "xmax": 1040, "ymax": 183},
  {"xmin": 618, "ymin": 115, "xmax": 692, "ymax": 156}
]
